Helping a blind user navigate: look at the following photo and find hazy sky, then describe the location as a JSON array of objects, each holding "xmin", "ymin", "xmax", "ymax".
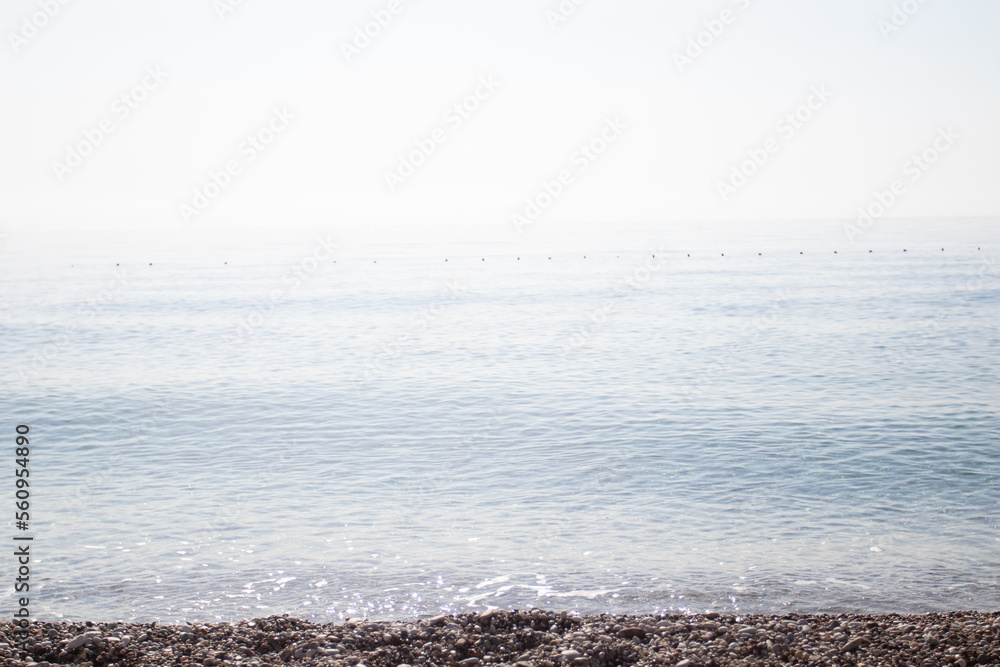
[{"xmin": 1, "ymin": 0, "xmax": 998, "ymax": 237}]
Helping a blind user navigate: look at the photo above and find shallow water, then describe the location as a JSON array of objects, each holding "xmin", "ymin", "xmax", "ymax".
[{"xmin": 2, "ymin": 222, "xmax": 998, "ymax": 623}]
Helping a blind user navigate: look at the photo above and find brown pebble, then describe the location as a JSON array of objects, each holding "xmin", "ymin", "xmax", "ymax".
[
  {"xmin": 841, "ymin": 636, "xmax": 866, "ymax": 652},
  {"xmin": 618, "ymin": 627, "xmax": 646, "ymax": 639}
]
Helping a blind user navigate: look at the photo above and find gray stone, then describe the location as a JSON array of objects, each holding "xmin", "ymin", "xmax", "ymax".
[{"xmin": 66, "ymin": 635, "xmax": 88, "ymax": 651}]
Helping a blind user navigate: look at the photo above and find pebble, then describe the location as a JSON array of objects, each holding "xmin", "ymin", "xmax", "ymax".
[
  {"xmin": 1, "ymin": 610, "xmax": 995, "ymax": 667},
  {"xmin": 842, "ymin": 636, "xmax": 866, "ymax": 652},
  {"xmin": 617, "ymin": 627, "xmax": 645, "ymax": 639}
]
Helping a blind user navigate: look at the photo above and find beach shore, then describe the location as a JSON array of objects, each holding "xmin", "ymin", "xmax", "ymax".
[{"xmin": 2, "ymin": 610, "xmax": 997, "ymax": 667}]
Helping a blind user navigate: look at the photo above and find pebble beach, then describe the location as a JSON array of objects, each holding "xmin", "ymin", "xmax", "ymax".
[{"xmin": 2, "ymin": 610, "xmax": 998, "ymax": 667}]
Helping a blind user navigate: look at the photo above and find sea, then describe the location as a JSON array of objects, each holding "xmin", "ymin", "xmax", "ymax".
[{"xmin": 1, "ymin": 219, "xmax": 997, "ymax": 624}]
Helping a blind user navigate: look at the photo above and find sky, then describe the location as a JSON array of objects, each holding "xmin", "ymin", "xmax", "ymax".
[{"xmin": 1, "ymin": 0, "xmax": 998, "ymax": 241}]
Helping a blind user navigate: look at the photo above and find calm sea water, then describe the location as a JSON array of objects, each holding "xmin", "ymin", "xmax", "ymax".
[{"xmin": 2, "ymin": 221, "xmax": 998, "ymax": 623}]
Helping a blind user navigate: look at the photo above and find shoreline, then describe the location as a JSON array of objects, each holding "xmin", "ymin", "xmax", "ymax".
[{"xmin": 2, "ymin": 610, "xmax": 998, "ymax": 667}]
